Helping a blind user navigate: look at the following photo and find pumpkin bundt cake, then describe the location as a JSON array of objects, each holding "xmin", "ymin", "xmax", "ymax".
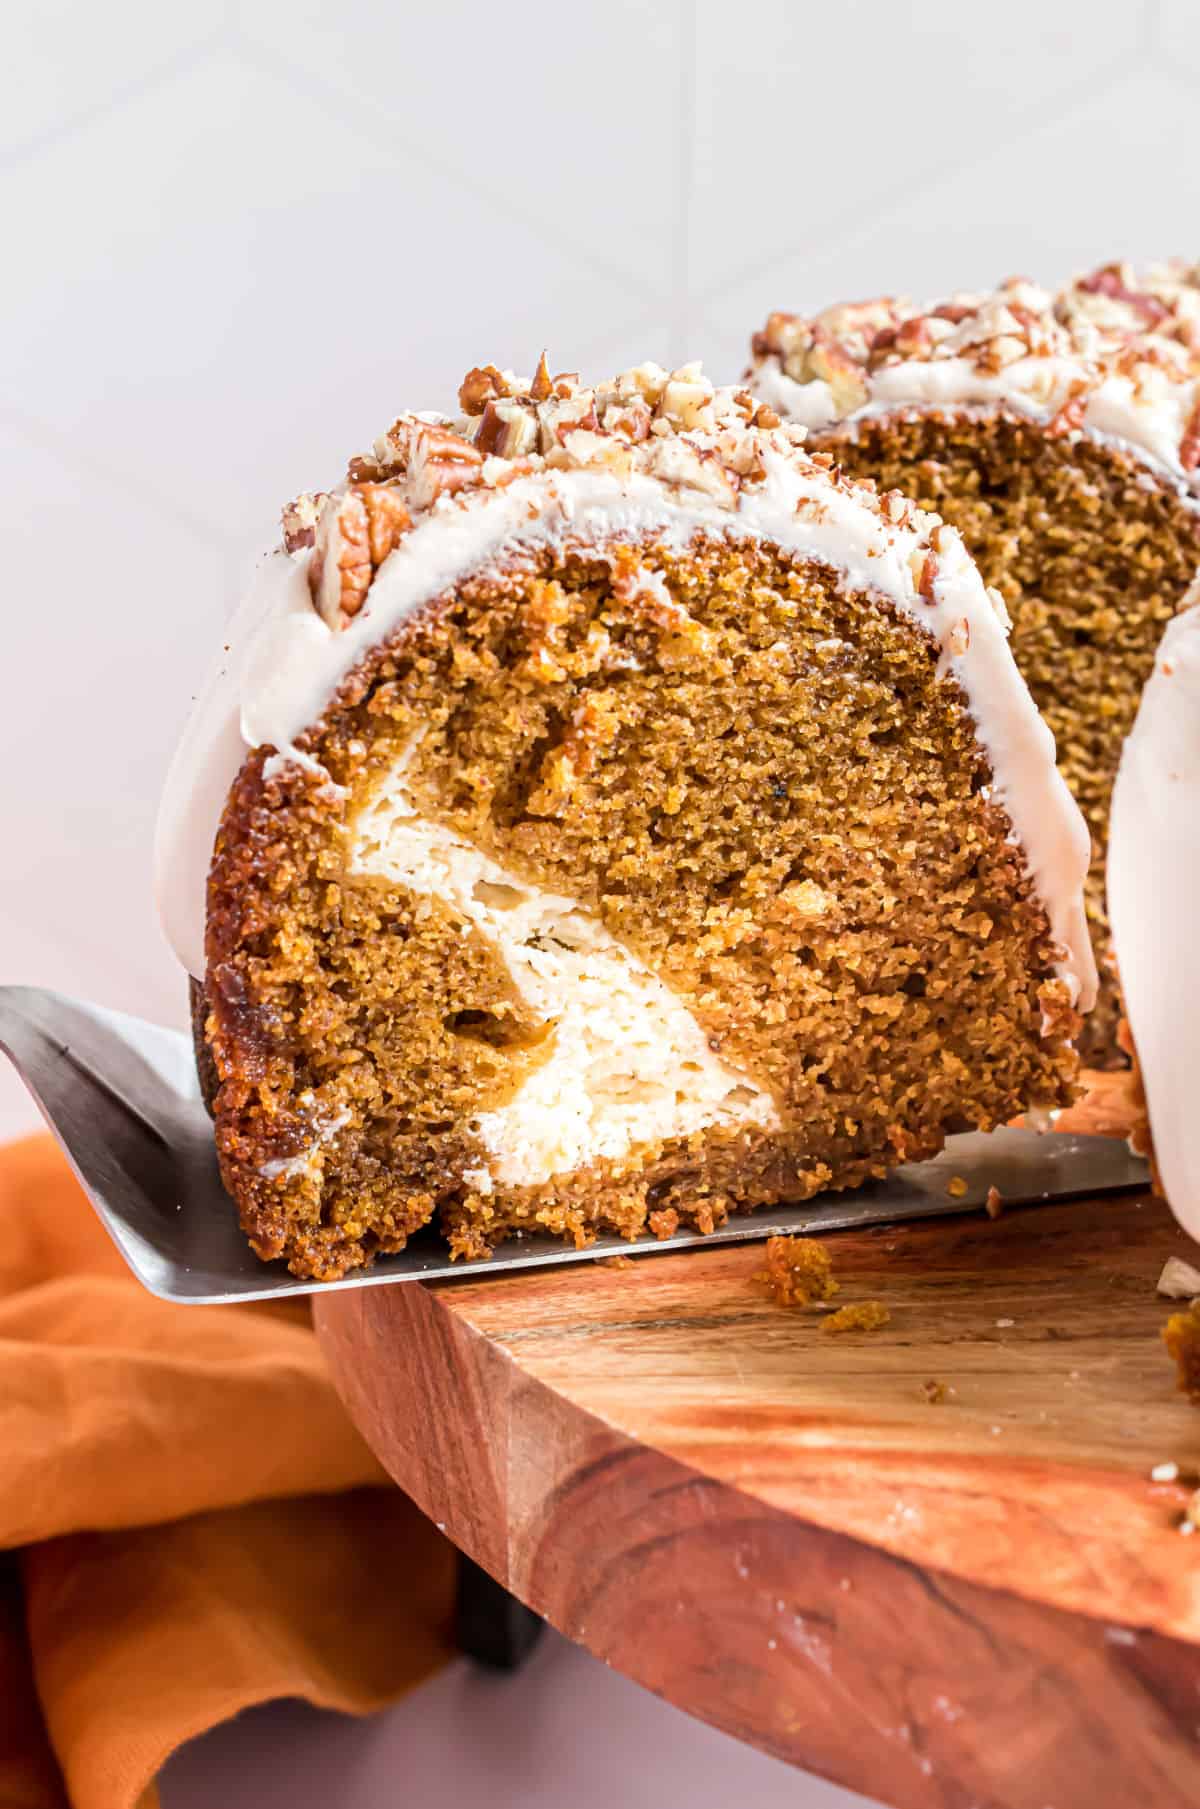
[
  {"xmin": 748, "ymin": 263, "xmax": 1200, "ymax": 1063},
  {"xmin": 155, "ymin": 357, "xmax": 1095, "ymax": 1279}
]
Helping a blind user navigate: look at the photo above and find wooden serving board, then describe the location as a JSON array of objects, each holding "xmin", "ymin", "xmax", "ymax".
[{"xmin": 315, "ymin": 1077, "xmax": 1200, "ymax": 1809}]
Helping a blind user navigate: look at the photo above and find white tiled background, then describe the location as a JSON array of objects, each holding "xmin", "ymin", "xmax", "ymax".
[{"xmin": 2, "ymin": 2, "xmax": 1195, "ymax": 1803}]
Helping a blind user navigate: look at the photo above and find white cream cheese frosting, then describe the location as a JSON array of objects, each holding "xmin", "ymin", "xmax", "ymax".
[
  {"xmin": 155, "ymin": 362, "xmax": 1097, "ymax": 1039},
  {"xmin": 352, "ymin": 749, "xmax": 779, "ymax": 1185},
  {"xmin": 751, "ymin": 355, "xmax": 1200, "ymax": 499},
  {"xmin": 748, "ymin": 265, "xmax": 1200, "ymax": 502},
  {"xmin": 1109, "ymin": 601, "xmax": 1200, "ymax": 1242}
]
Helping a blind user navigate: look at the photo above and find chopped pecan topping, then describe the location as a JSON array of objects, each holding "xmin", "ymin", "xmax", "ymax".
[
  {"xmin": 929, "ymin": 301, "xmax": 975, "ymax": 326},
  {"xmin": 807, "ymin": 332, "xmax": 870, "ymax": 412},
  {"xmin": 1046, "ymin": 383, "xmax": 1090, "ymax": 437},
  {"xmin": 1182, "ymin": 394, "xmax": 1200, "ymax": 473},
  {"xmin": 750, "ymin": 260, "xmax": 1200, "ymax": 484},
  {"xmin": 660, "ymin": 371, "xmax": 717, "ymax": 432},
  {"xmin": 282, "ymin": 492, "xmax": 324, "ymax": 552},
  {"xmin": 750, "ymin": 311, "xmax": 797, "ymax": 361},
  {"xmin": 1076, "ymin": 262, "xmax": 1170, "ymax": 328},
  {"xmin": 458, "ymin": 364, "xmax": 513, "ymax": 415},
  {"xmin": 285, "ymin": 348, "xmax": 970, "ymax": 649},
  {"xmin": 604, "ymin": 396, "xmax": 653, "ymax": 442},
  {"xmin": 475, "ymin": 398, "xmax": 538, "ymax": 459},
  {"xmin": 529, "ymin": 350, "xmax": 553, "ymax": 403},
  {"xmin": 908, "ymin": 549, "xmax": 937, "ymax": 603},
  {"xmin": 347, "ymin": 454, "xmax": 386, "ymax": 483},
  {"xmin": 368, "ymin": 419, "xmax": 420, "ymax": 476},
  {"xmin": 891, "ymin": 315, "xmax": 934, "ymax": 359}
]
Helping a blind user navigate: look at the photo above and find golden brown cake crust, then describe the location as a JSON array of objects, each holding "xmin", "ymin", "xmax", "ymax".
[
  {"xmin": 189, "ymin": 975, "xmax": 219, "ymax": 1118},
  {"xmin": 812, "ymin": 408, "xmax": 1200, "ymax": 1064},
  {"xmin": 200, "ymin": 529, "xmax": 1079, "ymax": 1280}
]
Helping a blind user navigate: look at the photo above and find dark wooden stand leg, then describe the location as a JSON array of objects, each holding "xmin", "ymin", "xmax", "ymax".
[{"xmin": 455, "ymin": 1552, "xmax": 545, "ymax": 1671}]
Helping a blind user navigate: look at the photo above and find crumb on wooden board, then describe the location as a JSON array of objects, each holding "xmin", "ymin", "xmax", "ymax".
[
  {"xmin": 755, "ymin": 1237, "xmax": 891, "ymax": 1332},
  {"xmin": 756, "ymin": 1235, "xmax": 839, "ymax": 1307},
  {"xmin": 1162, "ymin": 1300, "xmax": 1200, "ymax": 1403},
  {"xmin": 822, "ymin": 1300, "xmax": 890, "ymax": 1335}
]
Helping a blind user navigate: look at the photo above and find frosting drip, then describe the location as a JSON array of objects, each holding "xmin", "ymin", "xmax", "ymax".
[{"xmin": 1109, "ymin": 602, "xmax": 1200, "ymax": 1242}]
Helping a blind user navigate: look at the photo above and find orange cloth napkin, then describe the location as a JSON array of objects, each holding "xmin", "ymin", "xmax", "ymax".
[{"xmin": 0, "ymin": 1135, "xmax": 456, "ymax": 1809}]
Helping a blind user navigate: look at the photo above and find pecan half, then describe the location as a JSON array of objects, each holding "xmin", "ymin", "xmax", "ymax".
[
  {"xmin": 408, "ymin": 425, "xmax": 485, "ymax": 508},
  {"xmin": 310, "ymin": 491, "xmax": 372, "ymax": 628},
  {"xmin": 308, "ymin": 483, "xmax": 411, "ymax": 627},
  {"xmin": 358, "ymin": 483, "xmax": 411, "ymax": 564}
]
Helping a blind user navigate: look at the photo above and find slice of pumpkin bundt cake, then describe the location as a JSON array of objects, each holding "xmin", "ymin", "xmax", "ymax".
[{"xmin": 155, "ymin": 357, "xmax": 1095, "ymax": 1278}]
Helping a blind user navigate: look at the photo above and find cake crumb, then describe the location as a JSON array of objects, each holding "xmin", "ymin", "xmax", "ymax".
[
  {"xmin": 821, "ymin": 1300, "xmax": 890, "ymax": 1334},
  {"xmin": 921, "ymin": 1379, "xmax": 951, "ymax": 1404},
  {"xmin": 1157, "ymin": 1256, "xmax": 1200, "ymax": 1300},
  {"xmin": 756, "ymin": 1235, "xmax": 839, "ymax": 1307},
  {"xmin": 1151, "ymin": 1461, "xmax": 1179, "ymax": 1483},
  {"xmin": 600, "ymin": 1254, "xmax": 635, "ymax": 1269},
  {"xmin": 946, "ymin": 1175, "xmax": 969, "ymax": 1199},
  {"xmin": 648, "ymin": 1207, "xmax": 680, "ymax": 1240},
  {"xmin": 995, "ymin": 1317, "xmax": 1015, "ymax": 1329},
  {"xmin": 984, "ymin": 1186, "xmax": 1004, "ymax": 1220},
  {"xmin": 1162, "ymin": 1301, "xmax": 1200, "ymax": 1401}
]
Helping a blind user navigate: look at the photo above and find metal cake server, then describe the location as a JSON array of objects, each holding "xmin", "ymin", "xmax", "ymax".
[{"xmin": 0, "ymin": 982, "xmax": 1150, "ymax": 1306}]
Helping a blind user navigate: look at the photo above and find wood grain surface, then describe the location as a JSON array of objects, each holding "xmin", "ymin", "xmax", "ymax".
[{"xmin": 315, "ymin": 1073, "xmax": 1200, "ymax": 1809}]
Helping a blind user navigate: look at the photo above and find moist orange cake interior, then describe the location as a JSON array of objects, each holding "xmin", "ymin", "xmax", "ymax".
[
  {"xmin": 815, "ymin": 411, "xmax": 1199, "ymax": 1063},
  {"xmin": 203, "ymin": 530, "xmax": 1079, "ymax": 1278}
]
